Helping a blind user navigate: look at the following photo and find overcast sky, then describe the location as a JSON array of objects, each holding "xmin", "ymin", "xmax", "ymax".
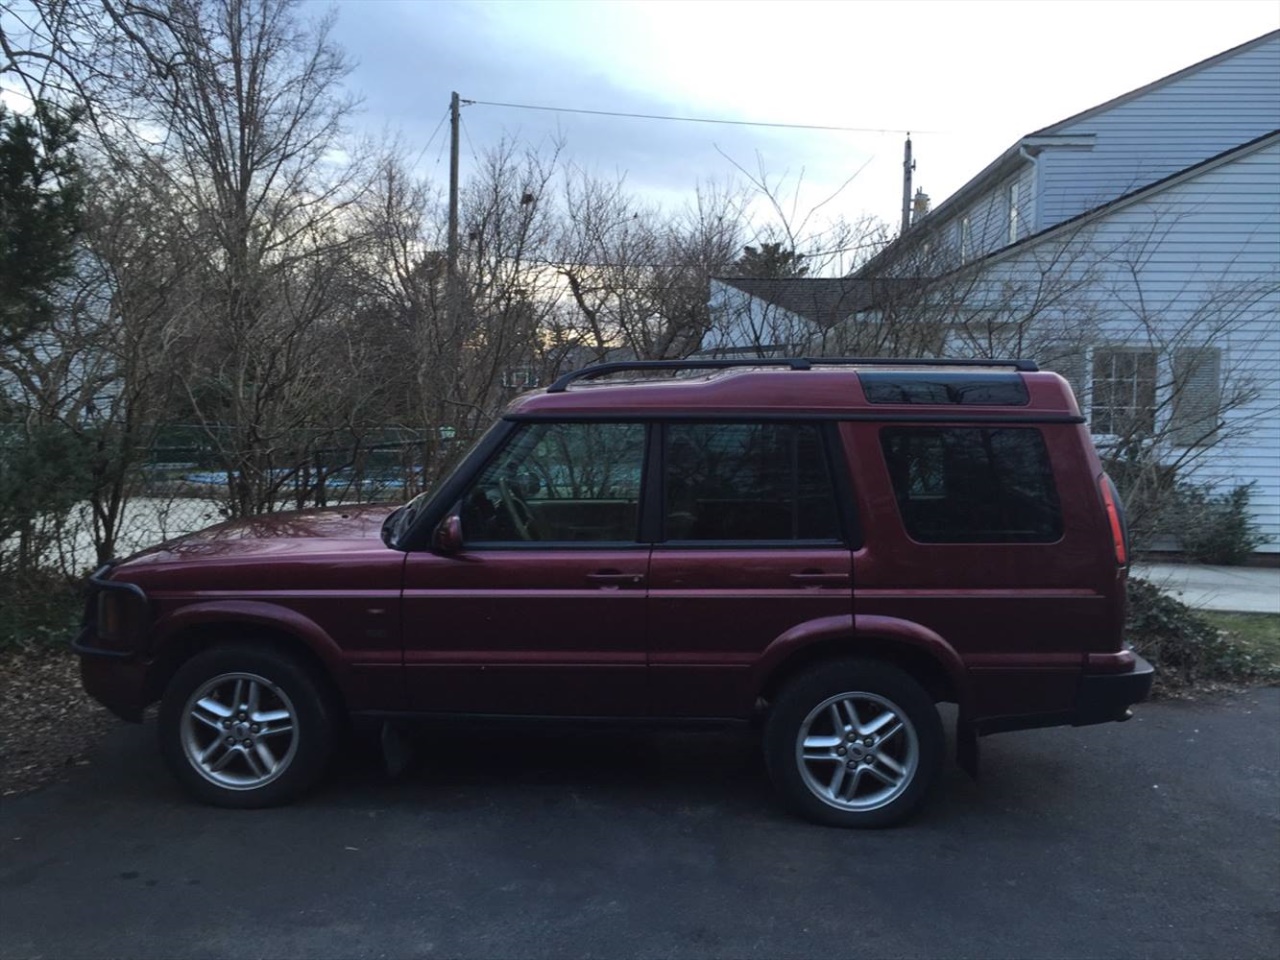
[{"xmin": 327, "ymin": 0, "xmax": 1277, "ymax": 236}]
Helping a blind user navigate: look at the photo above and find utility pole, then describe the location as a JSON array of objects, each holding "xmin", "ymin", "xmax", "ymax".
[
  {"xmin": 447, "ymin": 91, "xmax": 461, "ymax": 320},
  {"xmin": 901, "ymin": 134, "xmax": 915, "ymax": 235}
]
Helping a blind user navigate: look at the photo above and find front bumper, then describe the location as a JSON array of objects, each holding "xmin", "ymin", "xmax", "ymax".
[
  {"xmin": 76, "ymin": 636, "xmax": 150, "ymax": 722},
  {"xmin": 70, "ymin": 564, "xmax": 152, "ymax": 723}
]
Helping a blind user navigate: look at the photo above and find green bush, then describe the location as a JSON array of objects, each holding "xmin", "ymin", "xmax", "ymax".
[
  {"xmin": 0, "ymin": 572, "xmax": 82, "ymax": 651},
  {"xmin": 1172, "ymin": 482, "xmax": 1270, "ymax": 565},
  {"xmin": 1099, "ymin": 440, "xmax": 1176, "ymax": 550},
  {"xmin": 1102, "ymin": 441, "xmax": 1269, "ymax": 563},
  {"xmin": 0, "ymin": 422, "xmax": 94, "ymax": 540},
  {"xmin": 1126, "ymin": 576, "xmax": 1277, "ymax": 692}
]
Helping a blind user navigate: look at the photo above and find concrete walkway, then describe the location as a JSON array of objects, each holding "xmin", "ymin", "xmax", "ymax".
[{"xmin": 1132, "ymin": 563, "xmax": 1280, "ymax": 614}]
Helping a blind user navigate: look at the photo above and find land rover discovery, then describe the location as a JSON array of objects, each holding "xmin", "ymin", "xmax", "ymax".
[{"xmin": 74, "ymin": 358, "xmax": 1153, "ymax": 827}]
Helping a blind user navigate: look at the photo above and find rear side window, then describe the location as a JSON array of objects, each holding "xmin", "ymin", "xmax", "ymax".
[
  {"xmin": 880, "ymin": 427, "xmax": 1062, "ymax": 543},
  {"xmin": 664, "ymin": 423, "xmax": 841, "ymax": 542}
]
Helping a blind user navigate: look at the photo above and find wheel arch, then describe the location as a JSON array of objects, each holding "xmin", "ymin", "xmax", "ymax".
[
  {"xmin": 144, "ymin": 604, "xmax": 348, "ymax": 717},
  {"xmin": 753, "ymin": 614, "xmax": 971, "ymax": 710}
]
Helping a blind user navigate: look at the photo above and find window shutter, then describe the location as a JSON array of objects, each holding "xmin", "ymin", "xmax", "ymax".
[{"xmin": 1171, "ymin": 347, "xmax": 1221, "ymax": 447}]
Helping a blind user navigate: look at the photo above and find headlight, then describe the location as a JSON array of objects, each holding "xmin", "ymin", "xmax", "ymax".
[{"xmin": 97, "ymin": 591, "xmax": 126, "ymax": 642}]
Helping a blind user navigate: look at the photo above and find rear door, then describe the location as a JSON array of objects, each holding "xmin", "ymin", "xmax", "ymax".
[
  {"xmin": 849, "ymin": 421, "xmax": 1103, "ymax": 720},
  {"xmin": 647, "ymin": 421, "xmax": 854, "ymax": 717}
]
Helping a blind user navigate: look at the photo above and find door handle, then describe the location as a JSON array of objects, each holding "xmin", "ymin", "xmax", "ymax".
[
  {"xmin": 789, "ymin": 572, "xmax": 850, "ymax": 588},
  {"xmin": 586, "ymin": 571, "xmax": 646, "ymax": 587}
]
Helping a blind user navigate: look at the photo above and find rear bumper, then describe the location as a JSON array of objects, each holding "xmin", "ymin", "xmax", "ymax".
[
  {"xmin": 1073, "ymin": 653, "xmax": 1155, "ymax": 726},
  {"xmin": 976, "ymin": 653, "xmax": 1155, "ymax": 736}
]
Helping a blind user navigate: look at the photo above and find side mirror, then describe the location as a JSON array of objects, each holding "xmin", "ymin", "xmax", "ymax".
[{"xmin": 433, "ymin": 514, "xmax": 464, "ymax": 555}]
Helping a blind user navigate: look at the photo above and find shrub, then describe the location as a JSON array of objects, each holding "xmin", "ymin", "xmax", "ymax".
[
  {"xmin": 1126, "ymin": 576, "xmax": 1275, "ymax": 692},
  {"xmin": 1099, "ymin": 439, "xmax": 1176, "ymax": 550},
  {"xmin": 0, "ymin": 421, "xmax": 95, "ymax": 575},
  {"xmin": 0, "ymin": 571, "xmax": 81, "ymax": 651},
  {"xmin": 1172, "ymin": 482, "xmax": 1270, "ymax": 565},
  {"xmin": 1102, "ymin": 439, "xmax": 1269, "ymax": 563}
]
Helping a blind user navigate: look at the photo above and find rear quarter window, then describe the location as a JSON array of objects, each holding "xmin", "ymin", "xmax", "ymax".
[{"xmin": 880, "ymin": 427, "xmax": 1063, "ymax": 543}]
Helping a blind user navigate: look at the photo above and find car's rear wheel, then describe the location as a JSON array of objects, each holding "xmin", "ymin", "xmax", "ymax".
[
  {"xmin": 764, "ymin": 659, "xmax": 943, "ymax": 828},
  {"xmin": 158, "ymin": 643, "xmax": 335, "ymax": 808}
]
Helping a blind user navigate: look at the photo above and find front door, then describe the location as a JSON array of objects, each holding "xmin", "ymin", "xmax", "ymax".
[{"xmin": 402, "ymin": 420, "xmax": 651, "ymax": 716}]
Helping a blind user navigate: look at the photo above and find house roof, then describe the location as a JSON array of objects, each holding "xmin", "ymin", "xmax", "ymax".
[
  {"xmin": 711, "ymin": 277, "xmax": 885, "ymax": 327},
  {"xmin": 896, "ymin": 29, "xmax": 1280, "ymax": 241},
  {"xmin": 1030, "ymin": 29, "xmax": 1280, "ymax": 137},
  {"xmin": 848, "ymin": 128, "xmax": 1277, "ymax": 304},
  {"xmin": 955, "ymin": 129, "xmax": 1280, "ymax": 272}
]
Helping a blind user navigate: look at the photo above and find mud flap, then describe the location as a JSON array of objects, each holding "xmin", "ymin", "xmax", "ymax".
[
  {"xmin": 956, "ymin": 715, "xmax": 979, "ymax": 778},
  {"xmin": 380, "ymin": 721, "xmax": 415, "ymax": 778}
]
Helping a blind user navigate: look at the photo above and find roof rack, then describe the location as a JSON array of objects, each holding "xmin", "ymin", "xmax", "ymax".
[{"xmin": 545, "ymin": 357, "xmax": 1039, "ymax": 393}]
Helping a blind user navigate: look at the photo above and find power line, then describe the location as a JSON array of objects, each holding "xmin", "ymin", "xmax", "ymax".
[
  {"xmin": 465, "ymin": 98, "xmax": 925, "ymax": 135},
  {"xmin": 419, "ymin": 106, "xmax": 450, "ymax": 168},
  {"xmin": 459, "ymin": 114, "xmax": 480, "ymax": 163}
]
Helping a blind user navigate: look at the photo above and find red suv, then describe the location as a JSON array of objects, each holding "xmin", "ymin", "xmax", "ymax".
[{"xmin": 74, "ymin": 358, "xmax": 1152, "ymax": 827}]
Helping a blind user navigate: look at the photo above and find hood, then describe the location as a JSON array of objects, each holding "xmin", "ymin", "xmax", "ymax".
[{"xmin": 117, "ymin": 504, "xmax": 398, "ymax": 571}]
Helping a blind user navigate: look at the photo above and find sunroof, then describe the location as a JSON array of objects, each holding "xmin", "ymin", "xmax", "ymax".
[{"xmin": 859, "ymin": 371, "xmax": 1030, "ymax": 406}]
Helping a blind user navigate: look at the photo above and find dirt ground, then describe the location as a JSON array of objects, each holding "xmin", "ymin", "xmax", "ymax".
[{"xmin": 0, "ymin": 647, "xmax": 114, "ymax": 798}]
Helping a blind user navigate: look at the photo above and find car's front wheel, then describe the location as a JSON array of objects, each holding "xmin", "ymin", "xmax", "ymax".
[
  {"xmin": 764, "ymin": 659, "xmax": 943, "ymax": 828},
  {"xmin": 158, "ymin": 643, "xmax": 336, "ymax": 808}
]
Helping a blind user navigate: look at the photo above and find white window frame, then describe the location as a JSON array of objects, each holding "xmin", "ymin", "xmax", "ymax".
[
  {"xmin": 1089, "ymin": 345, "xmax": 1158, "ymax": 439},
  {"xmin": 1007, "ymin": 182, "xmax": 1021, "ymax": 245}
]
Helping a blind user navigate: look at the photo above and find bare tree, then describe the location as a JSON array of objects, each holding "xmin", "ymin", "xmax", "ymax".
[
  {"xmin": 696, "ymin": 155, "xmax": 897, "ymax": 359},
  {"xmin": 554, "ymin": 169, "xmax": 747, "ymax": 360},
  {"xmin": 83, "ymin": 0, "xmax": 378, "ymax": 515},
  {"xmin": 847, "ymin": 200, "xmax": 1277, "ymax": 546},
  {"xmin": 344, "ymin": 141, "xmax": 567, "ymax": 490}
]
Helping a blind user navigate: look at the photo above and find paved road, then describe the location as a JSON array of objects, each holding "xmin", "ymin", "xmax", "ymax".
[
  {"xmin": 1132, "ymin": 563, "xmax": 1280, "ymax": 614},
  {"xmin": 2, "ymin": 691, "xmax": 1278, "ymax": 960}
]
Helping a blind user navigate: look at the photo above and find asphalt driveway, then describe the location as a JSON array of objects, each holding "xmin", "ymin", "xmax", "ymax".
[{"xmin": 2, "ymin": 690, "xmax": 1277, "ymax": 960}]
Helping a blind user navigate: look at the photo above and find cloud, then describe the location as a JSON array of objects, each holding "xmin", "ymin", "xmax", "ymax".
[{"xmin": 331, "ymin": 0, "xmax": 882, "ymax": 219}]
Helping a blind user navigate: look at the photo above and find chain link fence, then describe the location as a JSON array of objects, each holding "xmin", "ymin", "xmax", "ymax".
[{"xmin": 3, "ymin": 425, "xmax": 470, "ymax": 578}]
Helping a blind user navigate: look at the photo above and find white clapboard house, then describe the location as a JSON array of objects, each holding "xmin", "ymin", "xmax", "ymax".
[{"xmin": 707, "ymin": 30, "xmax": 1280, "ymax": 552}]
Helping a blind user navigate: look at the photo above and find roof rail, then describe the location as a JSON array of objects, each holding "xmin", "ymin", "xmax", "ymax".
[{"xmin": 546, "ymin": 357, "xmax": 1039, "ymax": 393}]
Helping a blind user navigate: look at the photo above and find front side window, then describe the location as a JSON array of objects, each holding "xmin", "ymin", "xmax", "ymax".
[
  {"xmin": 881, "ymin": 427, "xmax": 1062, "ymax": 543},
  {"xmin": 664, "ymin": 423, "xmax": 841, "ymax": 542},
  {"xmin": 1091, "ymin": 347, "xmax": 1157, "ymax": 436},
  {"xmin": 460, "ymin": 422, "xmax": 646, "ymax": 543}
]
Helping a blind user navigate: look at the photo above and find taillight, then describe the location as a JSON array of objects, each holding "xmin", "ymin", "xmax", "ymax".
[{"xmin": 1098, "ymin": 473, "xmax": 1129, "ymax": 567}]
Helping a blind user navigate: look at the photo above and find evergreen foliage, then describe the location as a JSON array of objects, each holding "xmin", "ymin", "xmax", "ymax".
[{"xmin": 0, "ymin": 101, "xmax": 84, "ymax": 346}]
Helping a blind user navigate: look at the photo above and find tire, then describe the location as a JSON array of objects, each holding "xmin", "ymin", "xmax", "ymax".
[
  {"xmin": 157, "ymin": 643, "xmax": 336, "ymax": 808},
  {"xmin": 763, "ymin": 659, "xmax": 943, "ymax": 828}
]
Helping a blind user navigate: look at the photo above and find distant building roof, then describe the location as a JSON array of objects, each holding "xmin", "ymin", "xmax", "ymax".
[{"xmin": 712, "ymin": 277, "xmax": 888, "ymax": 327}]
